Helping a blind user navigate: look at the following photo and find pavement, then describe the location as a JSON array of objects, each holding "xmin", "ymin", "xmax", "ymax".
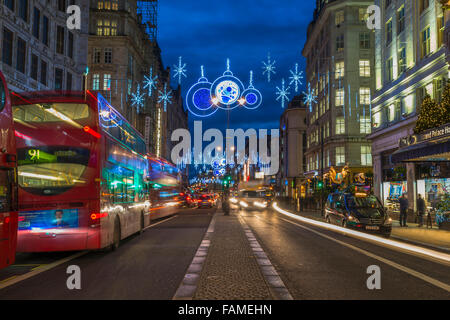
[{"xmin": 279, "ymin": 204, "xmax": 450, "ymax": 252}]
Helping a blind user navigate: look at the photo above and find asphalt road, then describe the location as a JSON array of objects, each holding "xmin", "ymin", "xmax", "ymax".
[
  {"xmin": 0, "ymin": 207, "xmax": 215, "ymax": 300},
  {"xmin": 0, "ymin": 205, "xmax": 449, "ymax": 300},
  {"xmin": 238, "ymin": 207, "xmax": 450, "ymax": 300}
]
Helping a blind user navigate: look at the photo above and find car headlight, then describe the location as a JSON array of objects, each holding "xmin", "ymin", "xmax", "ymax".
[
  {"xmin": 229, "ymin": 198, "xmax": 238, "ymax": 204},
  {"xmin": 254, "ymin": 201, "xmax": 267, "ymax": 208},
  {"xmin": 384, "ymin": 217, "xmax": 392, "ymax": 225},
  {"xmin": 347, "ymin": 215, "xmax": 360, "ymax": 223},
  {"xmin": 239, "ymin": 201, "xmax": 248, "ymax": 208}
]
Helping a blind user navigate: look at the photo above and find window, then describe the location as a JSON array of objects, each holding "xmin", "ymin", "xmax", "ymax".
[
  {"xmin": 360, "ymin": 116, "xmax": 371, "ymax": 134},
  {"xmin": 335, "ymin": 61, "xmax": 344, "ymax": 79},
  {"xmin": 104, "ymin": 48, "xmax": 112, "ymax": 63},
  {"xmin": 359, "ymin": 32, "xmax": 370, "ymax": 49},
  {"xmin": 68, "ymin": 32, "xmax": 74, "ymax": 59},
  {"xmin": 16, "ymin": 37, "xmax": 26, "ymax": 74},
  {"xmin": 30, "ymin": 54, "xmax": 38, "ymax": 80},
  {"xmin": 127, "ymin": 79, "xmax": 132, "ymax": 95},
  {"xmin": 42, "ymin": 16, "xmax": 49, "ymax": 46},
  {"xmin": 386, "ymin": 20, "xmax": 393, "ymax": 44},
  {"xmin": 372, "ymin": 112, "xmax": 381, "ymax": 128},
  {"xmin": 92, "ymin": 74, "xmax": 100, "ymax": 90},
  {"xmin": 397, "ymin": 6, "xmax": 405, "ymax": 34},
  {"xmin": 32, "ymin": 7, "xmax": 40, "ymax": 39},
  {"xmin": 398, "ymin": 47, "xmax": 406, "ymax": 74},
  {"xmin": 359, "ymin": 60, "xmax": 370, "ymax": 77},
  {"xmin": 335, "ymin": 117, "xmax": 345, "ymax": 135},
  {"xmin": 93, "ymin": 48, "xmax": 101, "ymax": 64},
  {"xmin": 438, "ymin": 16, "xmax": 444, "ymax": 47},
  {"xmin": 388, "ymin": 104, "xmax": 395, "ymax": 122},
  {"xmin": 58, "ymin": 0, "xmax": 65, "ymax": 12},
  {"xmin": 359, "ymin": 88, "xmax": 371, "ymax": 105},
  {"xmin": 336, "ymin": 147, "xmax": 345, "ymax": 166},
  {"xmin": 419, "ymin": 0, "xmax": 429, "ymax": 15},
  {"xmin": 97, "ymin": 0, "xmax": 117, "ymax": 10},
  {"xmin": 359, "ymin": 8, "xmax": 368, "ymax": 23},
  {"xmin": 56, "ymin": 26, "xmax": 65, "ymax": 54},
  {"xmin": 5, "ymin": 0, "xmax": 14, "ymax": 11},
  {"xmin": 404, "ymin": 94, "xmax": 414, "ymax": 115},
  {"xmin": 335, "ymin": 11, "xmax": 344, "ymax": 26},
  {"xmin": 2, "ymin": 28, "xmax": 13, "ymax": 66},
  {"xmin": 55, "ymin": 68, "xmax": 63, "ymax": 90},
  {"xmin": 335, "ymin": 89, "xmax": 344, "ymax": 106},
  {"xmin": 18, "ymin": 0, "xmax": 28, "ymax": 22},
  {"xmin": 386, "ymin": 58, "xmax": 394, "ymax": 82},
  {"xmin": 40, "ymin": 60, "xmax": 47, "ymax": 85},
  {"xmin": 66, "ymin": 72, "xmax": 72, "ymax": 90},
  {"xmin": 361, "ymin": 146, "xmax": 372, "ymax": 166},
  {"xmin": 103, "ymin": 74, "xmax": 111, "ymax": 90},
  {"xmin": 336, "ymin": 34, "xmax": 344, "ymax": 52},
  {"xmin": 96, "ymin": 19, "xmax": 117, "ymax": 36},
  {"xmin": 421, "ymin": 27, "xmax": 431, "ymax": 58}
]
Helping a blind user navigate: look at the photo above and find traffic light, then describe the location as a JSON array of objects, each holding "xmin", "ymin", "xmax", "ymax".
[{"xmin": 317, "ymin": 181, "xmax": 323, "ymax": 189}]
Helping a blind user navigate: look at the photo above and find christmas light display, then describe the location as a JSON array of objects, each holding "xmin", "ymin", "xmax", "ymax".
[
  {"xmin": 262, "ymin": 52, "xmax": 276, "ymax": 83},
  {"xmin": 276, "ymin": 78, "xmax": 290, "ymax": 109},
  {"xmin": 173, "ymin": 56, "xmax": 187, "ymax": 85},
  {"xmin": 131, "ymin": 84, "xmax": 145, "ymax": 113},
  {"xmin": 143, "ymin": 67, "xmax": 158, "ymax": 97},
  {"xmin": 158, "ymin": 82, "xmax": 173, "ymax": 112},
  {"xmin": 302, "ymin": 82, "xmax": 317, "ymax": 112},
  {"xmin": 289, "ymin": 63, "xmax": 303, "ymax": 93}
]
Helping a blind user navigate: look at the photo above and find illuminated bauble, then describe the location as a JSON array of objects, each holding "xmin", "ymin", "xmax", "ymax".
[{"xmin": 215, "ymin": 80, "xmax": 240, "ymax": 105}]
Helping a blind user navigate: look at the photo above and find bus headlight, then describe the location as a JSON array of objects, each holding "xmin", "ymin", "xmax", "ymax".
[
  {"xmin": 254, "ymin": 201, "xmax": 267, "ymax": 208},
  {"xmin": 230, "ymin": 198, "xmax": 238, "ymax": 204}
]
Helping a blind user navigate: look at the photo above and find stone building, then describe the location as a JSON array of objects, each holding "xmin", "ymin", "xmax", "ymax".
[
  {"xmin": 0, "ymin": 0, "xmax": 89, "ymax": 92},
  {"xmin": 87, "ymin": 0, "xmax": 180, "ymax": 157},
  {"xmin": 368, "ymin": 0, "xmax": 448, "ymax": 212},
  {"xmin": 279, "ymin": 95, "xmax": 307, "ymax": 200},
  {"xmin": 302, "ymin": 0, "xmax": 376, "ymax": 195}
]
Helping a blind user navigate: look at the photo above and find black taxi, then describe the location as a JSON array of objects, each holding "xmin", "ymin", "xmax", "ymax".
[{"xmin": 325, "ymin": 185, "xmax": 392, "ymax": 237}]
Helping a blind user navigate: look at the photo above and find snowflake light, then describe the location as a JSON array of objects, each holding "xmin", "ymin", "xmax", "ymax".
[
  {"xmin": 131, "ymin": 84, "xmax": 145, "ymax": 113},
  {"xmin": 302, "ymin": 82, "xmax": 318, "ymax": 112},
  {"xmin": 143, "ymin": 67, "xmax": 158, "ymax": 97},
  {"xmin": 289, "ymin": 63, "xmax": 304, "ymax": 93},
  {"xmin": 262, "ymin": 52, "xmax": 276, "ymax": 83},
  {"xmin": 173, "ymin": 56, "xmax": 187, "ymax": 85},
  {"xmin": 276, "ymin": 78, "xmax": 290, "ymax": 109},
  {"xmin": 158, "ymin": 82, "xmax": 173, "ymax": 112}
]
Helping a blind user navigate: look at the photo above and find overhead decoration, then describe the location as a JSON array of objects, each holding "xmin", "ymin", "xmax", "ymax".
[
  {"xmin": 131, "ymin": 84, "xmax": 145, "ymax": 113},
  {"xmin": 302, "ymin": 82, "xmax": 317, "ymax": 112},
  {"xmin": 158, "ymin": 82, "xmax": 173, "ymax": 112},
  {"xmin": 173, "ymin": 56, "xmax": 187, "ymax": 85},
  {"xmin": 185, "ymin": 59, "xmax": 263, "ymax": 118},
  {"xmin": 143, "ymin": 67, "xmax": 158, "ymax": 97},
  {"xmin": 262, "ymin": 52, "xmax": 276, "ymax": 83},
  {"xmin": 276, "ymin": 78, "xmax": 290, "ymax": 109},
  {"xmin": 289, "ymin": 63, "xmax": 303, "ymax": 93}
]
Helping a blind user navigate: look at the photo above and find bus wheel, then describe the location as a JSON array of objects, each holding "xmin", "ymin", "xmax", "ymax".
[{"xmin": 112, "ymin": 218, "xmax": 121, "ymax": 251}]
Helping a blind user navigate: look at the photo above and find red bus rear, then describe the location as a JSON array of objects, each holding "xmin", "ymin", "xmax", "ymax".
[{"xmin": 0, "ymin": 71, "xmax": 18, "ymax": 269}]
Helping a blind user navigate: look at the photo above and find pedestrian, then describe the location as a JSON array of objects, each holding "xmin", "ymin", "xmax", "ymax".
[
  {"xmin": 416, "ymin": 194, "xmax": 426, "ymax": 227},
  {"xmin": 399, "ymin": 194, "xmax": 408, "ymax": 227}
]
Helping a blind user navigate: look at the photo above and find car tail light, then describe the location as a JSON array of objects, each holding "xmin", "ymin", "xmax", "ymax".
[{"xmin": 4, "ymin": 217, "xmax": 10, "ymax": 224}]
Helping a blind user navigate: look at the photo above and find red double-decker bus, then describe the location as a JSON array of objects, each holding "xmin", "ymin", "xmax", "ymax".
[
  {"xmin": 12, "ymin": 91, "xmax": 179, "ymax": 252},
  {"xmin": 0, "ymin": 71, "xmax": 18, "ymax": 269}
]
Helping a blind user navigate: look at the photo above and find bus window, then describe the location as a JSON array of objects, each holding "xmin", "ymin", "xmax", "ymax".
[
  {"xmin": 0, "ymin": 169, "xmax": 11, "ymax": 213},
  {"xmin": 13, "ymin": 103, "xmax": 89, "ymax": 124},
  {"xmin": 0, "ymin": 77, "xmax": 5, "ymax": 112}
]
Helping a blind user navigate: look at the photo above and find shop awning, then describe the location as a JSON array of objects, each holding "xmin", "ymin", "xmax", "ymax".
[{"xmin": 391, "ymin": 137, "xmax": 450, "ymax": 163}]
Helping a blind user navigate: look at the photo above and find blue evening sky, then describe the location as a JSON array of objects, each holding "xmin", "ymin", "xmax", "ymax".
[{"xmin": 158, "ymin": 0, "xmax": 315, "ymax": 133}]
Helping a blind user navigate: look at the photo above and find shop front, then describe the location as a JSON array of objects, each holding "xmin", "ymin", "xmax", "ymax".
[{"xmin": 391, "ymin": 123, "xmax": 450, "ymax": 228}]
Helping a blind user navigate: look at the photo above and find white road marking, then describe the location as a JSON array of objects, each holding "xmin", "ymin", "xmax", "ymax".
[
  {"xmin": 144, "ymin": 215, "xmax": 178, "ymax": 230},
  {"xmin": 0, "ymin": 251, "xmax": 87, "ymax": 290},
  {"xmin": 278, "ymin": 217, "xmax": 450, "ymax": 293},
  {"xmin": 272, "ymin": 203, "xmax": 450, "ymax": 266}
]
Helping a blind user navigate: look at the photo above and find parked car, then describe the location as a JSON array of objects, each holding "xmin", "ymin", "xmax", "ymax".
[{"xmin": 325, "ymin": 187, "xmax": 392, "ymax": 237}]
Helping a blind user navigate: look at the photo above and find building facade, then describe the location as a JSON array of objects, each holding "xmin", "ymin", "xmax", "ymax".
[
  {"xmin": 368, "ymin": 0, "xmax": 449, "ymax": 214},
  {"xmin": 88, "ymin": 0, "xmax": 180, "ymax": 157},
  {"xmin": 279, "ymin": 95, "xmax": 307, "ymax": 200},
  {"xmin": 302, "ymin": 0, "xmax": 375, "ymax": 195},
  {"xmin": 0, "ymin": 0, "xmax": 89, "ymax": 92}
]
